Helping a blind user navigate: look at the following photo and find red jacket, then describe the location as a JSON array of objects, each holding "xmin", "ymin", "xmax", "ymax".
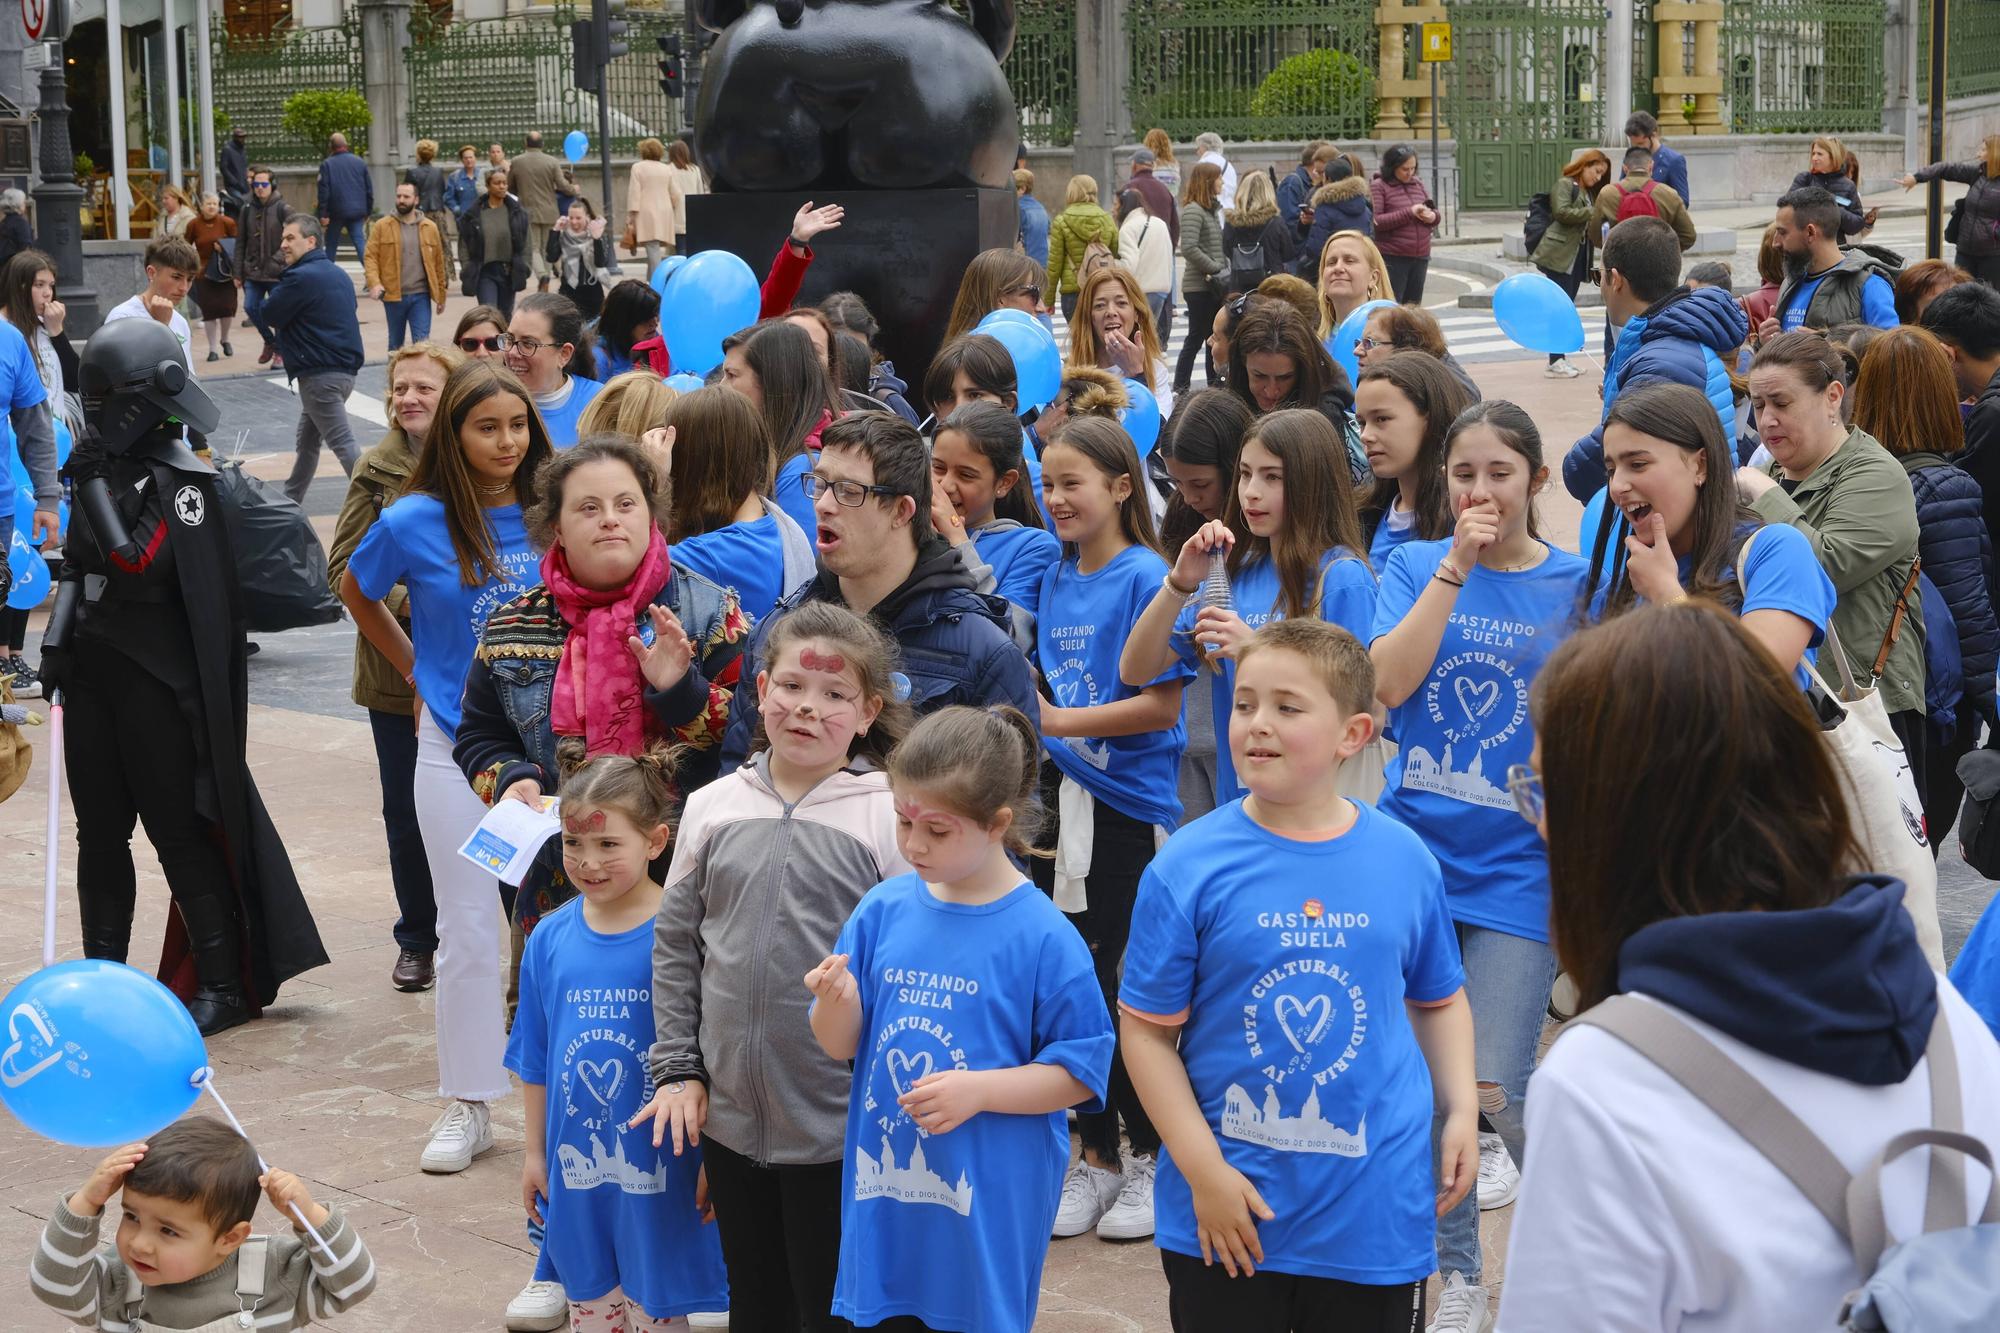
[
  {"xmin": 1370, "ymin": 174, "xmax": 1437, "ymax": 258},
  {"xmin": 633, "ymin": 239, "xmax": 815, "ymax": 375}
]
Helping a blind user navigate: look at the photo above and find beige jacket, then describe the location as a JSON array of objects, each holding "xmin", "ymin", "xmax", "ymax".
[
  {"xmin": 667, "ymin": 163, "xmax": 707, "ymax": 234},
  {"xmin": 627, "ymin": 159, "xmax": 683, "ymax": 244},
  {"xmin": 508, "ymin": 148, "xmax": 575, "ymax": 226},
  {"xmin": 363, "ymin": 212, "xmax": 447, "ymax": 304}
]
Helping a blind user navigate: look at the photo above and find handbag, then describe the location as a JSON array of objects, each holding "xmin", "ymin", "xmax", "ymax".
[
  {"xmin": 620, "ymin": 219, "xmax": 638, "ymax": 254},
  {"xmin": 1740, "ymin": 532, "xmax": 1942, "ymax": 966},
  {"xmin": 204, "ymin": 236, "xmax": 235, "ymax": 284},
  {"xmin": 1946, "ymin": 197, "xmax": 1964, "ymax": 246}
]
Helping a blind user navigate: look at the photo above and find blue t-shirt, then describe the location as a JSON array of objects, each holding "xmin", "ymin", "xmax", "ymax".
[
  {"xmin": 347, "ymin": 494, "xmax": 539, "ymax": 739},
  {"xmin": 0, "ymin": 319, "xmax": 47, "ymax": 521},
  {"xmin": 504, "ymin": 901, "xmax": 728, "ymax": 1319},
  {"xmin": 1368, "ymin": 506, "xmax": 1419, "ymax": 570},
  {"xmin": 1171, "ymin": 549, "xmax": 1378, "ymax": 804},
  {"xmin": 775, "ymin": 450, "xmax": 817, "ymax": 535},
  {"xmin": 972, "ymin": 521, "xmax": 1061, "ymax": 613},
  {"xmin": 1037, "ymin": 544, "xmax": 1194, "ymax": 828},
  {"xmin": 1120, "ymin": 800, "xmax": 1465, "ymax": 1284},
  {"xmin": 1781, "ymin": 270, "xmax": 1898, "ymax": 331},
  {"xmin": 537, "ymin": 374, "xmax": 606, "ymax": 448},
  {"xmin": 675, "ymin": 514, "xmax": 785, "ymax": 624},
  {"xmin": 1371, "ymin": 540, "xmax": 1591, "ymax": 941},
  {"xmin": 831, "ymin": 874, "xmax": 1112, "ymax": 1333}
]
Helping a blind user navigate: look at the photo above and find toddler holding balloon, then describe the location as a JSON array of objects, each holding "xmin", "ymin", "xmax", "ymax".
[{"xmin": 32, "ymin": 1116, "xmax": 377, "ymax": 1329}]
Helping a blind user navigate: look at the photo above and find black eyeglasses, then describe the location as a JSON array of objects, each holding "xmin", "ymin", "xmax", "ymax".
[
  {"xmin": 458, "ymin": 336, "xmax": 503, "ymax": 353},
  {"xmin": 496, "ymin": 334, "xmax": 551, "ymax": 354},
  {"xmin": 802, "ymin": 474, "xmax": 898, "ymax": 508}
]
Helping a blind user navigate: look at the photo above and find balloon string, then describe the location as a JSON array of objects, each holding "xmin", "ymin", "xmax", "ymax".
[
  {"xmin": 43, "ymin": 700, "xmax": 62, "ymax": 970},
  {"xmin": 193, "ymin": 1069, "xmax": 341, "ymax": 1266}
]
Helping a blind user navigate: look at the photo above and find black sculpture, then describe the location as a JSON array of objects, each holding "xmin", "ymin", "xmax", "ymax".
[{"xmin": 694, "ymin": 0, "xmax": 1020, "ymax": 192}]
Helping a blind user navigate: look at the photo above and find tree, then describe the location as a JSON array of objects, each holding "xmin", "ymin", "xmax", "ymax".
[{"xmin": 279, "ymin": 90, "xmax": 373, "ymax": 156}]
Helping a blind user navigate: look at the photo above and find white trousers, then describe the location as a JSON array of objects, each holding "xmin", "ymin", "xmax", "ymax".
[{"xmin": 414, "ymin": 713, "xmax": 510, "ymax": 1103}]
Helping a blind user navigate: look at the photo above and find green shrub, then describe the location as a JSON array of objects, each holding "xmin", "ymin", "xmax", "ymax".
[
  {"xmin": 1248, "ymin": 48, "xmax": 1374, "ymax": 133},
  {"xmin": 279, "ymin": 90, "xmax": 372, "ymax": 154}
]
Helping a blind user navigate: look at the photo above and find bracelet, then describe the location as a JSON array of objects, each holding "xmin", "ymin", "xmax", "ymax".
[
  {"xmin": 789, "ymin": 235, "xmax": 810, "ymax": 251},
  {"xmin": 1164, "ymin": 571, "xmax": 1198, "ymax": 598},
  {"xmin": 1433, "ymin": 567, "xmax": 1466, "ymax": 589}
]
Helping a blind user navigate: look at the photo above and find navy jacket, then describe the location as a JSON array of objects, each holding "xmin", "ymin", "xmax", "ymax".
[
  {"xmin": 1565, "ymin": 284, "xmax": 1747, "ymax": 500},
  {"xmin": 1951, "ymin": 369, "xmax": 2000, "ymax": 569},
  {"xmin": 1296, "ymin": 176, "xmax": 1372, "ymax": 276},
  {"xmin": 1276, "ymin": 165, "xmax": 1315, "ymax": 227},
  {"xmin": 315, "ymin": 148, "xmax": 373, "ymax": 224},
  {"xmin": 1789, "ymin": 169, "xmax": 1865, "ymax": 237},
  {"xmin": 1650, "ymin": 142, "xmax": 1691, "ymax": 207},
  {"xmin": 719, "ymin": 536, "xmax": 1037, "ymax": 772},
  {"xmin": 260, "ymin": 246, "xmax": 365, "ymax": 379},
  {"xmin": 1905, "ymin": 453, "xmax": 1999, "ymax": 727}
]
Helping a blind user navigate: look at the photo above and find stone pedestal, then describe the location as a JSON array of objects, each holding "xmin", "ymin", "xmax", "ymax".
[{"xmin": 684, "ymin": 186, "xmax": 1018, "ymax": 393}]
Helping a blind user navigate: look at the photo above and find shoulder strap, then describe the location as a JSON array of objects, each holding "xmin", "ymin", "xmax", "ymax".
[
  {"xmin": 1641, "ymin": 180, "xmax": 1657, "ymax": 197},
  {"xmin": 1733, "ymin": 524, "xmax": 1765, "ymax": 599},
  {"xmin": 235, "ymin": 1236, "xmax": 269, "ymax": 1299},
  {"xmin": 1871, "ymin": 558, "xmax": 1923, "ymax": 680}
]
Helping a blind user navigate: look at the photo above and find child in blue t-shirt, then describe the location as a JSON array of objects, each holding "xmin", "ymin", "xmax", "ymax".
[
  {"xmin": 1354, "ymin": 353, "xmax": 1470, "ymax": 570},
  {"xmin": 1368, "ymin": 400, "xmax": 1591, "ymax": 1326},
  {"xmin": 929, "ymin": 400, "xmax": 1060, "ymax": 617},
  {"xmin": 807, "ymin": 706, "xmax": 1114, "ymax": 1333},
  {"xmin": 1122, "ymin": 619, "xmax": 1477, "ymax": 1332},
  {"xmin": 1120, "ymin": 408, "xmax": 1379, "ymax": 805},
  {"xmin": 507, "ymin": 749, "xmax": 728, "ymax": 1330},
  {"xmin": 1033, "ymin": 416, "xmax": 1193, "ymax": 1237}
]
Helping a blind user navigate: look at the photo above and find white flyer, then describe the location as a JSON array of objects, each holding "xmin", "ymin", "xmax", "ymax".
[{"xmin": 456, "ymin": 796, "xmax": 561, "ymax": 886}]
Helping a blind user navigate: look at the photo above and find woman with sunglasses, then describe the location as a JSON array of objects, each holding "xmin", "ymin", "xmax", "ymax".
[
  {"xmin": 503, "ymin": 292, "xmax": 603, "ymax": 448},
  {"xmin": 943, "ymin": 247, "xmax": 1050, "ymax": 343},
  {"xmin": 453, "ymin": 304, "xmax": 508, "ymax": 360}
]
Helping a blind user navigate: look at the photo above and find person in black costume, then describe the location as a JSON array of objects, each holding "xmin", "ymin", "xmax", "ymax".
[{"xmin": 40, "ymin": 319, "xmax": 326, "ymax": 1036}]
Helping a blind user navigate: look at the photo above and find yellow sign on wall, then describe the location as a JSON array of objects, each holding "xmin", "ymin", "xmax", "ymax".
[{"xmin": 1421, "ymin": 21, "xmax": 1452, "ymax": 63}]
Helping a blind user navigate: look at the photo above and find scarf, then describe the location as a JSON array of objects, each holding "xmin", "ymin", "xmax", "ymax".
[
  {"xmin": 558, "ymin": 226, "xmax": 594, "ymax": 291},
  {"xmin": 543, "ymin": 525, "xmax": 673, "ymax": 758}
]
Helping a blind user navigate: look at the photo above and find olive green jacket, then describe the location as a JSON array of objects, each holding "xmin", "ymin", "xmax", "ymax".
[
  {"xmin": 1753, "ymin": 427, "xmax": 1926, "ymax": 715},
  {"xmin": 1529, "ymin": 176, "xmax": 1595, "ymax": 273},
  {"xmin": 1046, "ymin": 202, "xmax": 1120, "ymax": 296},
  {"xmin": 328, "ymin": 430, "xmax": 419, "ymax": 715}
]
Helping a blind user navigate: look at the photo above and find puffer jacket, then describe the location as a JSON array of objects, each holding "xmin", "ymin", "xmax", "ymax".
[
  {"xmin": 1904, "ymin": 452, "xmax": 1999, "ymax": 727},
  {"xmin": 1789, "ymin": 169, "xmax": 1865, "ymax": 237},
  {"xmin": 1370, "ymin": 172, "xmax": 1436, "ymax": 258},
  {"xmin": 650, "ymin": 752, "xmax": 911, "ymax": 1165},
  {"xmin": 1221, "ymin": 209, "xmax": 1296, "ymax": 290},
  {"xmin": 1045, "ymin": 202, "xmax": 1120, "ymax": 296},
  {"xmin": 1915, "ymin": 161, "xmax": 2000, "ymax": 258},
  {"xmin": 1955, "ymin": 368, "xmax": 2000, "ymax": 561},
  {"xmin": 719, "ymin": 535, "xmax": 1038, "ymax": 771},
  {"xmin": 1297, "ymin": 176, "xmax": 1372, "ymax": 276},
  {"xmin": 1565, "ymin": 284, "xmax": 1749, "ymax": 499},
  {"xmin": 1179, "ymin": 198, "xmax": 1226, "ymax": 297}
]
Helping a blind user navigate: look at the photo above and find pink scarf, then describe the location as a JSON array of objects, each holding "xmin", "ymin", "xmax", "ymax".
[{"xmin": 544, "ymin": 525, "xmax": 672, "ymax": 757}]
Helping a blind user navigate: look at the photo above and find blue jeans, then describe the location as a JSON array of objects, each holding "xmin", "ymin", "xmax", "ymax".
[
  {"xmin": 243, "ymin": 280, "xmax": 278, "ymax": 349},
  {"xmin": 1433, "ymin": 922, "xmax": 1557, "ymax": 1282},
  {"xmin": 325, "ymin": 218, "xmax": 368, "ymax": 268},
  {"xmin": 368, "ymin": 708, "xmax": 437, "ymax": 952},
  {"xmin": 381, "ymin": 293, "xmax": 431, "ymax": 351}
]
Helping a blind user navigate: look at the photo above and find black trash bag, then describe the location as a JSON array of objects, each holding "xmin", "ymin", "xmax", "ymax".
[{"xmin": 212, "ymin": 458, "xmax": 343, "ymax": 632}]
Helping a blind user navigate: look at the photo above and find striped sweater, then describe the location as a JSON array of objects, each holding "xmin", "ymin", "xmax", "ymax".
[{"xmin": 31, "ymin": 1196, "xmax": 376, "ymax": 1330}]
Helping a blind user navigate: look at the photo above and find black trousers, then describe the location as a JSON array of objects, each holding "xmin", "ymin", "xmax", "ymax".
[
  {"xmin": 702, "ymin": 1137, "xmax": 850, "ymax": 1333},
  {"xmin": 1925, "ymin": 718, "xmax": 1979, "ymax": 854},
  {"xmin": 1889, "ymin": 707, "xmax": 1931, "ymax": 815},
  {"xmin": 1537, "ymin": 253, "xmax": 1588, "ymax": 364},
  {"xmin": 475, "ymin": 262, "xmax": 516, "ymax": 321},
  {"xmin": 1175, "ymin": 287, "xmax": 1223, "ymax": 394},
  {"xmin": 367, "ymin": 708, "xmax": 437, "ymax": 951},
  {"xmin": 1384, "ymin": 254, "xmax": 1429, "ymax": 305},
  {"xmin": 3, "ymin": 607, "xmax": 26, "ymax": 653},
  {"xmin": 1162, "ymin": 1250, "xmax": 1424, "ymax": 1333},
  {"xmin": 1031, "ymin": 773, "xmax": 1162, "ymax": 1163},
  {"xmin": 65, "ymin": 647, "xmax": 241, "ymax": 986}
]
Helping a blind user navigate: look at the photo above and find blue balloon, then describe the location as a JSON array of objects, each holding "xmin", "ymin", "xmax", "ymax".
[
  {"xmin": 647, "ymin": 253, "xmax": 687, "ymax": 299},
  {"xmin": 1491, "ymin": 272, "xmax": 1586, "ymax": 355},
  {"xmin": 14, "ymin": 490, "xmax": 67, "ymax": 545},
  {"xmin": 1120, "ymin": 378, "xmax": 1161, "ymax": 453},
  {"xmin": 0, "ymin": 960, "xmax": 208, "ymax": 1147},
  {"xmin": 664, "ymin": 372, "xmax": 704, "ymax": 392},
  {"xmin": 977, "ymin": 317, "xmax": 1061, "ymax": 411},
  {"xmin": 662, "ymin": 250, "xmax": 760, "ymax": 378},
  {"xmin": 975, "ymin": 307, "xmax": 1046, "ymax": 336},
  {"xmin": 1576, "ymin": 486, "xmax": 1621, "ymax": 559},
  {"xmin": 54, "ymin": 417, "xmax": 71, "ymax": 468},
  {"xmin": 1326, "ymin": 299, "xmax": 1398, "ymax": 388},
  {"xmin": 6, "ymin": 527, "xmax": 47, "ymax": 609},
  {"xmin": 563, "ymin": 130, "xmax": 589, "ymax": 164}
]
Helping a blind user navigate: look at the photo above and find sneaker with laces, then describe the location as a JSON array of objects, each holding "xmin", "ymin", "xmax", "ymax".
[
  {"xmin": 1476, "ymin": 1132, "xmax": 1519, "ymax": 1210},
  {"xmin": 1427, "ymin": 1271, "xmax": 1492, "ymax": 1333},
  {"xmin": 1096, "ymin": 1152, "xmax": 1156, "ymax": 1239},
  {"xmin": 502, "ymin": 1278, "xmax": 567, "ymax": 1332},
  {"xmin": 1051, "ymin": 1157, "xmax": 1125, "ymax": 1237},
  {"xmin": 420, "ymin": 1098, "xmax": 495, "ymax": 1173},
  {"xmin": 1544, "ymin": 358, "xmax": 1582, "ymax": 379},
  {"xmin": 6, "ymin": 658, "xmax": 41, "ymax": 699}
]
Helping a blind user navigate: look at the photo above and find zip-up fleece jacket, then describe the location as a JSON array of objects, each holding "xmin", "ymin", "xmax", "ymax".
[{"xmin": 649, "ymin": 753, "xmax": 912, "ymax": 1164}]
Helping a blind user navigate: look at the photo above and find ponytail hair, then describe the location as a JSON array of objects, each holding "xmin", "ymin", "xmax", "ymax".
[
  {"xmin": 553, "ymin": 738, "xmax": 680, "ymax": 831},
  {"xmin": 753, "ymin": 601, "xmax": 914, "ymax": 769},
  {"xmin": 887, "ymin": 705, "xmax": 1047, "ymax": 860}
]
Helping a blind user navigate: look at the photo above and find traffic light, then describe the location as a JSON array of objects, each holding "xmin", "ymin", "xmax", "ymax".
[
  {"xmin": 657, "ymin": 31, "xmax": 683, "ymax": 100},
  {"xmin": 600, "ymin": 0, "xmax": 629, "ymax": 63},
  {"xmin": 572, "ymin": 18, "xmax": 600, "ymax": 94}
]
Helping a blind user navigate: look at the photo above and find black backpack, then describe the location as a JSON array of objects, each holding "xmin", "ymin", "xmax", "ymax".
[
  {"xmin": 1226, "ymin": 236, "xmax": 1268, "ymax": 294},
  {"xmin": 1957, "ymin": 746, "xmax": 2000, "ymax": 877},
  {"xmin": 1523, "ymin": 192, "xmax": 1553, "ymax": 256}
]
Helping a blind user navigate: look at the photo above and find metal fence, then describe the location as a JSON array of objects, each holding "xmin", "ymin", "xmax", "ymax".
[
  {"xmin": 210, "ymin": 17, "xmax": 368, "ymax": 164},
  {"xmin": 1126, "ymin": 0, "xmax": 1378, "ymax": 143},
  {"xmin": 1006, "ymin": 0, "xmax": 1078, "ymax": 146},
  {"xmin": 405, "ymin": 7, "xmax": 684, "ymax": 161},
  {"xmin": 1719, "ymin": 0, "xmax": 1887, "ymax": 133},
  {"xmin": 1919, "ymin": 0, "xmax": 2000, "ymax": 100}
]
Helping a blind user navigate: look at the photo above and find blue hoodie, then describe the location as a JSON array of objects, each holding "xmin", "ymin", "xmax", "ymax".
[
  {"xmin": 1617, "ymin": 877, "xmax": 1938, "ymax": 1087},
  {"xmin": 1564, "ymin": 284, "xmax": 1749, "ymax": 501}
]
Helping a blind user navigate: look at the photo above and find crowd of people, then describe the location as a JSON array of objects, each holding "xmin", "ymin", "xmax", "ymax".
[{"xmin": 18, "ymin": 119, "xmax": 2000, "ymax": 1333}]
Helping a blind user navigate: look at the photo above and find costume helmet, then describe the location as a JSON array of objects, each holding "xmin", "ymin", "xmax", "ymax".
[{"xmin": 78, "ymin": 319, "xmax": 220, "ymax": 452}]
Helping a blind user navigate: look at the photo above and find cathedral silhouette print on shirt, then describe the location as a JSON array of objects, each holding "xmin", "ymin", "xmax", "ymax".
[
  {"xmin": 1222, "ymin": 1082, "xmax": 1369, "ymax": 1157},
  {"xmin": 855, "ymin": 1133, "xmax": 975, "ymax": 1215},
  {"xmin": 1399, "ymin": 741, "xmax": 1511, "ymax": 810}
]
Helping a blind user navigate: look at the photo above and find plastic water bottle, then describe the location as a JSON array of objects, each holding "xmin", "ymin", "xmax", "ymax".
[{"xmin": 1199, "ymin": 549, "xmax": 1231, "ymax": 654}]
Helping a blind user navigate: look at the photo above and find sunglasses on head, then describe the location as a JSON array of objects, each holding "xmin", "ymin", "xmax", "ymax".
[{"xmin": 458, "ymin": 336, "xmax": 504, "ymax": 353}]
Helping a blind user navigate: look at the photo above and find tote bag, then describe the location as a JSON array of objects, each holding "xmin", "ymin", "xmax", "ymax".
[
  {"xmin": 1741, "ymin": 533, "xmax": 1942, "ymax": 966},
  {"xmin": 1312, "ymin": 554, "xmax": 1391, "ymax": 802}
]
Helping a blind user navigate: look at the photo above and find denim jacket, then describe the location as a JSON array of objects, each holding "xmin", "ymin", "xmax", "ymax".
[{"xmin": 454, "ymin": 560, "xmax": 751, "ymax": 802}]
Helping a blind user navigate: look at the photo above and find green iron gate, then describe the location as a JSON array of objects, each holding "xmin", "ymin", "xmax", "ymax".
[{"xmin": 1448, "ymin": 0, "xmax": 1609, "ymax": 211}]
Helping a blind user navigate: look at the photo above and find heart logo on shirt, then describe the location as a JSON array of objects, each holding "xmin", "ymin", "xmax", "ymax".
[
  {"xmin": 885, "ymin": 1047, "xmax": 934, "ymax": 1098},
  {"xmin": 1454, "ymin": 677, "xmax": 1501, "ymax": 725},
  {"xmin": 1274, "ymin": 993, "xmax": 1333, "ymax": 1055},
  {"xmin": 577, "ymin": 1058, "xmax": 624, "ymax": 1110}
]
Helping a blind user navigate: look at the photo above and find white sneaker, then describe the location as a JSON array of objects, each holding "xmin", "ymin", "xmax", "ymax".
[
  {"xmin": 1476, "ymin": 1132, "xmax": 1520, "ymax": 1210},
  {"xmin": 1544, "ymin": 357, "xmax": 1582, "ymax": 378},
  {"xmin": 1427, "ymin": 1271, "xmax": 1492, "ymax": 1333},
  {"xmin": 1096, "ymin": 1153, "xmax": 1156, "ymax": 1239},
  {"xmin": 419, "ymin": 1099, "xmax": 495, "ymax": 1174},
  {"xmin": 503, "ymin": 1278, "xmax": 568, "ymax": 1332},
  {"xmin": 1052, "ymin": 1157, "xmax": 1124, "ymax": 1237}
]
